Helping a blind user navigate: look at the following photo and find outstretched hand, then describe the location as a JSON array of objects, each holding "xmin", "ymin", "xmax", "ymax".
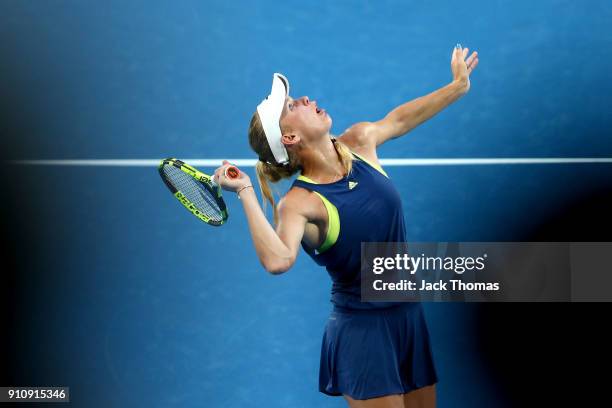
[{"xmin": 451, "ymin": 44, "xmax": 479, "ymax": 94}]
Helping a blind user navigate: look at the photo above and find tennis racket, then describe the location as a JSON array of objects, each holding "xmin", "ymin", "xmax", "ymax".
[{"xmin": 159, "ymin": 158, "xmax": 240, "ymax": 226}]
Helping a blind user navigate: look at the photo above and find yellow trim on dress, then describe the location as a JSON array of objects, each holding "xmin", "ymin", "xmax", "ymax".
[
  {"xmin": 297, "ymin": 174, "xmax": 317, "ymax": 184},
  {"xmin": 350, "ymin": 151, "xmax": 389, "ymax": 178},
  {"xmin": 295, "ymin": 175, "xmax": 340, "ymax": 253},
  {"xmin": 313, "ymin": 192, "xmax": 339, "ymax": 253}
]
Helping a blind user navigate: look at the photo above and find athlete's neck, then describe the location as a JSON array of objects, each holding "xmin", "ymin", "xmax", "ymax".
[{"xmin": 299, "ymin": 135, "xmax": 345, "ymax": 183}]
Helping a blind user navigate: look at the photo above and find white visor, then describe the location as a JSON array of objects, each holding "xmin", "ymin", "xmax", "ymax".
[{"xmin": 256, "ymin": 73, "xmax": 290, "ymax": 165}]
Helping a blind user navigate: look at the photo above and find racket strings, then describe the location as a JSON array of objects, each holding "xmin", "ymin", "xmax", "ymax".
[{"xmin": 162, "ymin": 165, "xmax": 223, "ymax": 221}]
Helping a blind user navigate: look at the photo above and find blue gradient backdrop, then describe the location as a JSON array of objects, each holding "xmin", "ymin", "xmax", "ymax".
[{"xmin": 1, "ymin": 1, "xmax": 611, "ymax": 407}]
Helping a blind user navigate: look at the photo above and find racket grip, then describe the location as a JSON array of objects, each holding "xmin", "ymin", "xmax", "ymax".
[
  {"xmin": 211, "ymin": 165, "xmax": 240, "ymax": 187},
  {"xmin": 225, "ymin": 166, "xmax": 240, "ymax": 179}
]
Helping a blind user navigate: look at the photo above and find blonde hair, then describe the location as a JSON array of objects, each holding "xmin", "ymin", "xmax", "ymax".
[{"xmin": 248, "ymin": 111, "xmax": 353, "ymax": 224}]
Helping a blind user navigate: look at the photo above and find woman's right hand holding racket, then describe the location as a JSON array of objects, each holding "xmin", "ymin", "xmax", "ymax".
[{"xmin": 214, "ymin": 160, "xmax": 253, "ymax": 196}]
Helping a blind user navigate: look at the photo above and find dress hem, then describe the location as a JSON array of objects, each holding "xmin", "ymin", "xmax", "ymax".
[{"xmin": 319, "ymin": 378, "xmax": 439, "ymax": 400}]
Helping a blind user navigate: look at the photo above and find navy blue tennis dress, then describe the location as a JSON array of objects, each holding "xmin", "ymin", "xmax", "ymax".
[{"xmin": 291, "ymin": 151, "xmax": 438, "ymax": 400}]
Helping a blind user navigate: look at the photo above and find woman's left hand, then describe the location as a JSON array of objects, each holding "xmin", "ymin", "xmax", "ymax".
[{"xmin": 451, "ymin": 44, "xmax": 479, "ymax": 94}]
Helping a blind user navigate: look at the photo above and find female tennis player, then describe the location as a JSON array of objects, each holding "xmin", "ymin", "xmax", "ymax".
[{"xmin": 214, "ymin": 44, "xmax": 478, "ymax": 408}]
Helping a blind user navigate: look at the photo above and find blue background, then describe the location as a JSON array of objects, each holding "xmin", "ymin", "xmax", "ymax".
[{"xmin": 1, "ymin": 1, "xmax": 611, "ymax": 407}]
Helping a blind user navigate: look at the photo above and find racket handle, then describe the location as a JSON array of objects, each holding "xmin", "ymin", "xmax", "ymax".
[
  {"xmin": 225, "ymin": 166, "xmax": 240, "ymax": 179},
  {"xmin": 211, "ymin": 165, "xmax": 240, "ymax": 187}
]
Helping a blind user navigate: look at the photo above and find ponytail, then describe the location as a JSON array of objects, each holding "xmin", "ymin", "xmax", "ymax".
[
  {"xmin": 254, "ymin": 159, "xmax": 301, "ymax": 224},
  {"xmin": 248, "ymin": 112, "xmax": 353, "ymax": 225}
]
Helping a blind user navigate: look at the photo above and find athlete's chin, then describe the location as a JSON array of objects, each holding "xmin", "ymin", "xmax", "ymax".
[
  {"xmin": 324, "ymin": 121, "xmax": 332, "ymax": 134},
  {"xmin": 324, "ymin": 113, "xmax": 332, "ymax": 126}
]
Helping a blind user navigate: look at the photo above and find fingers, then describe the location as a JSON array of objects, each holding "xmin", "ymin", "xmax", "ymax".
[
  {"xmin": 452, "ymin": 44, "xmax": 478, "ymax": 65},
  {"xmin": 215, "ymin": 160, "xmax": 242, "ymax": 184},
  {"xmin": 465, "ymin": 50, "xmax": 478, "ymax": 65},
  {"xmin": 468, "ymin": 55, "xmax": 479, "ymax": 72},
  {"xmin": 453, "ymin": 45, "xmax": 479, "ymax": 75},
  {"xmin": 212, "ymin": 167, "xmax": 222, "ymax": 184},
  {"xmin": 216, "ymin": 161, "xmax": 231, "ymax": 177},
  {"xmin": 466, "ymin": 51, "xmax": 479, "ymax": 73},
  {"xmin": 214, "ymin": 161, "xmax": 231, "ymax": 183},
  {"xmin": 452, "ymin": 44, "xmax": 461, "ymax": 61}
]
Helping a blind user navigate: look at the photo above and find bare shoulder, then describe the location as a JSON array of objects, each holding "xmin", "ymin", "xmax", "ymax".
[
  {"xmin": 337, "ymin": 122, "xmax": 373, "ymax": 149},
  {"xmin": 278, "ymin": 186, "xmax": 324, "ymax": 222},
  {"xmin": 337, "ymin": 121, "xmax": 380, "ymax": 165}
]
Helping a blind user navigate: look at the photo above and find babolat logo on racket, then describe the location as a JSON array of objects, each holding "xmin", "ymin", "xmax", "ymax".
[{"xmin": 175, "ymin": 191, "xmax": 208, "ymax": 222}]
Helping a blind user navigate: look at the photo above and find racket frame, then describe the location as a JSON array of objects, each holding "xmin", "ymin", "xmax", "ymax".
[{"xmin": 159, "ymin": 158, "xmax": 228, "ymax": 226}]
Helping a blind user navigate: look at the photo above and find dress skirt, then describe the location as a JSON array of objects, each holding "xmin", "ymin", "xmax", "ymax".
[{"xmin": 319, "ymin": 302, "xmax": 438, "ymax": 400}]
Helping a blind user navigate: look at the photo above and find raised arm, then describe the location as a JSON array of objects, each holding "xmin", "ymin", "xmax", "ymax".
[
  {"xmin": 214, "ymin": 161, "xmax": 306, "ymax": 274},
  {"xmin": 341, "ymin": 45, "xmax": 479, "ymax": 152}
]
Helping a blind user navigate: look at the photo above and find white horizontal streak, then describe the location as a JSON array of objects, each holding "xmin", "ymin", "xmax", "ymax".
[{"xmin": 8, "ymin": 158, "xmax": 612, "ymax": 167}]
